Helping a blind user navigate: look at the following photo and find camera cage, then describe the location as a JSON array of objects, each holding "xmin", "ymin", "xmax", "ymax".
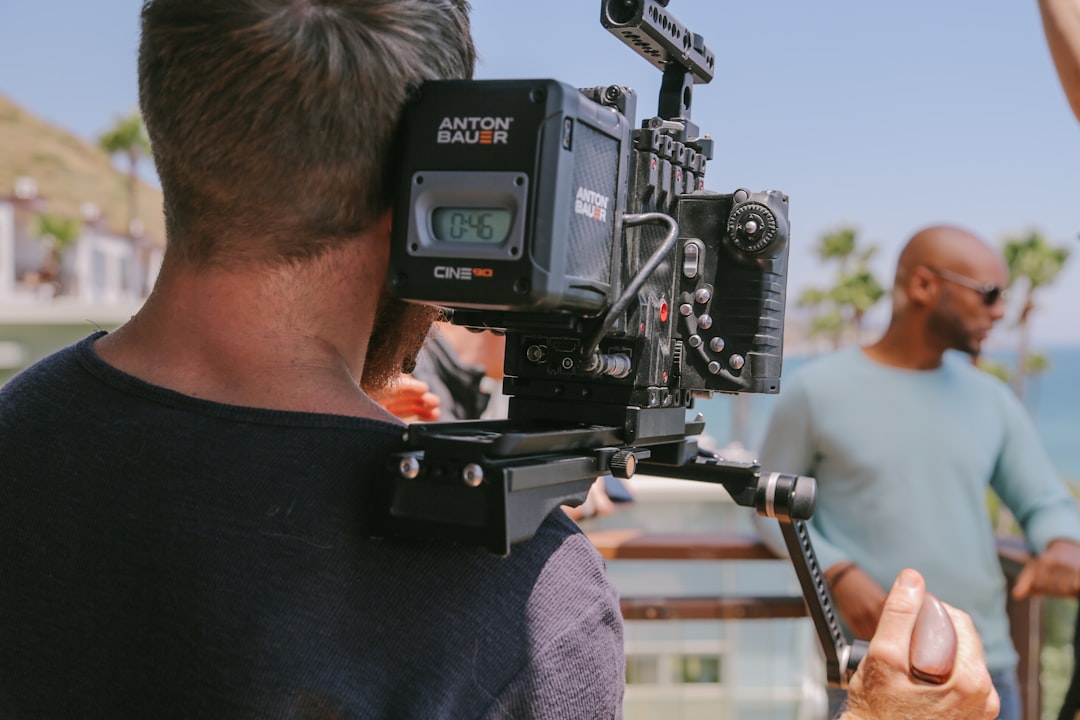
[{"xmin": 378, "ymin": 0, "xmax": 868, "ymax": 688}]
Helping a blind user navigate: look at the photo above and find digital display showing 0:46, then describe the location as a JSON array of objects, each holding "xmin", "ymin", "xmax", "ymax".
[{"xmin": 431, "ymin": 207, "xmax": 512, "ymax": 244}]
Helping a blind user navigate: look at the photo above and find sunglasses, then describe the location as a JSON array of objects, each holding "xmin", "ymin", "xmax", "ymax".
[{"xmin": 925, "ymin": 266, "xmax": 1007, "ymax": 306}]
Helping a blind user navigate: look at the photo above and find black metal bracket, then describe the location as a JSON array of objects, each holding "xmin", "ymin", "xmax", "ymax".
[{"xmin": 378, "ymin": 417, "xmax": 864, "ymax": 686}]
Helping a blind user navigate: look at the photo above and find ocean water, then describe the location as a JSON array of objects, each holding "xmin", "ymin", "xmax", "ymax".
[{"xmin": 694, "ymin": 345, "xmax": 1080, "ymax": 484}]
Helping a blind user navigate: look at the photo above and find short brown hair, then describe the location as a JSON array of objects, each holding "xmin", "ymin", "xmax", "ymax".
[{"xmin": 139, "ymin": 0, "xmax": 475, "ymax": 266}]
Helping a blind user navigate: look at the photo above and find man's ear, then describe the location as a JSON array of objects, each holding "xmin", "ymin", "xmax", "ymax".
[
  {"xmin": 907, "ymin": 265, "xmax": 938, "ymax": 307},
  {"xmin": 376, "ymin": 208, "xmax": 394, "ymax": 238}
]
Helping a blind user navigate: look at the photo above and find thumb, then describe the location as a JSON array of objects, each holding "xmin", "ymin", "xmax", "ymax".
[
  {"xmin": 869, "ymin": 569, "xmax": 925, "ymax": 660},
  {"xmin": 1011, "ymin": 563, "xmax": 1035, "ymax": 600}
]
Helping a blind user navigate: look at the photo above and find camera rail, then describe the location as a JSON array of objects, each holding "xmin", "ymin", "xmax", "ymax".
[{"xmin": 377, "ymin": 417, "xmax": 868, "ymax": 687}]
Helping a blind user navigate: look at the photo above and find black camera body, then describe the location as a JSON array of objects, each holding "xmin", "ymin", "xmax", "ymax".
[
  {"xmin": 379, "ymin": 8, "xmax": 868, "ymax": 685},
  {"xmin": 388, "ymin": 0, "xmax": 790, "ymax": 443}
]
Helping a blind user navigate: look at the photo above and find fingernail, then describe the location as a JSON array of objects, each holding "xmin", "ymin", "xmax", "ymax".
[{"xmin": 897, "ymin": 569, "xmax": 920, "ymax": 589}]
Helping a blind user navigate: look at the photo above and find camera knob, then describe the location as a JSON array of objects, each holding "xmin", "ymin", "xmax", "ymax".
[
  {"xmin": 727, "ymin": 201, "xmax": 778, "ymax": 254},
  {"xmin": 609, "ymin": 449, "xmax": 638, "ymax": 480}
]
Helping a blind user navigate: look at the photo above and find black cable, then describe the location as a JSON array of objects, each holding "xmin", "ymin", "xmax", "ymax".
[{"xmin": 582, "ymin": 212, "xmax": 678, "ymax": 359}]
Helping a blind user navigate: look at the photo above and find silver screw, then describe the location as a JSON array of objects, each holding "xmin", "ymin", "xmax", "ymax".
[
  {"xmin": 399, "ymin": 456, "xmax": 420, "ymax": 480},
  {"xmin": 463, "ymin": 464, "xmax": 484, "ymax": 487}
]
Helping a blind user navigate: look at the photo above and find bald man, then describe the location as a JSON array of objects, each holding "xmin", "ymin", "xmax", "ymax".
[{"xmin": 756, "ymin": 225, "xmax": 1080, "ymax": 720}]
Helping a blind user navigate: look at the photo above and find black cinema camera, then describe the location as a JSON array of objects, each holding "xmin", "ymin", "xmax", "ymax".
[
  {"xmin": 388, "ymin": 0, "xmax": 790, "ymax": 444},
  {"xmin": 380, "ymin": 1, "xmax": 872, "ymax": 688}
]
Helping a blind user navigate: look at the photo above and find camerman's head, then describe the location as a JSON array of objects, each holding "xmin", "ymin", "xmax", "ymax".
[
  {"xmin": 891, "ymin": 225, "xmax": 1008, "ymax": 357},
  {"xmin": 138, "ymin": 0, "xmax": 476, "ymax": 269}
]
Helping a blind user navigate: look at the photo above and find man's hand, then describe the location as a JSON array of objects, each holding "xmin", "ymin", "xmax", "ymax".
[
  {"xmin": 563, "ymin": 477, "xmax": 617, "ymax": 522},
  {"xmin": 827, "ymin": 563, "xmax": 888, "ymax": 640},
  {"xmin": 1039, "ymin": 0, "xmax": 1080, "ymax": 122},
  {"xmin": 1012, "ymin": 538, "xmax": 1080, "ymax": 599},
  {"xmin": 842, "ymin": 569, "xmax": 999, "ymax": 720},
  {"xmin": 370, "ymin": 376, "xmax": 441, "ymax": 422}
]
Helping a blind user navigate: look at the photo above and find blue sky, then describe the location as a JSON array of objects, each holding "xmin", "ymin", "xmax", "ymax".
[{"xmin": 2, "ymin": 1, "xmax": 1078, "ymax": 346}]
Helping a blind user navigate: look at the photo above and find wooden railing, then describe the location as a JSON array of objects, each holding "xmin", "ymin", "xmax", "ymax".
[{"xmin": 589, "ymin": 529, "xmax": 1043, "ymax": 719}]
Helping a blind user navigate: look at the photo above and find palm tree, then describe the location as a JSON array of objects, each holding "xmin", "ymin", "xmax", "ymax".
[
  {"xmin": 799, "ymin": 227, "xmax": 886, "ymax": 349},
  {"xmin": 816, "ymin": 226, "xmax": 858, "ymax": 270},
  {"xmin": 832, "ymin": 266, "xmax": 886, "ymax": 342},
  {"xmin": 32, "ymin": 213, "xmax": 81, "ymax": 296},
  {"xmin": 798, "ymin": 289, "xmax": 844, "ymax": 349},
  {"xmin": 1001, "ymin": 231, "xmax": 1070, "ymax": 401},
  {"xmin": 98, "ymin": 110, "xmax": 151, "ymax": 236}
]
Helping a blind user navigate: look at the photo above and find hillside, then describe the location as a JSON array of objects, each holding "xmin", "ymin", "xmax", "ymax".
[{"xmin": 0, "ymin": 93, "xmax": 165, "ymax": 244}]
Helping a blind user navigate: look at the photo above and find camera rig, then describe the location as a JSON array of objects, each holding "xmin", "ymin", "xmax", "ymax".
[{"xmin": 381, "ymin": 0, "xmax": 871, "ymax": 687}]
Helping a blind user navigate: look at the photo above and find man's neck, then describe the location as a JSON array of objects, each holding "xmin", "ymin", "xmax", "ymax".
[
  {"xmin": 94, "ymin": 243, "xmax": 399, "ymax": 421},
  {"xmin": 861, "ymin": 326, "xmax": 947, "ymax": 371}
]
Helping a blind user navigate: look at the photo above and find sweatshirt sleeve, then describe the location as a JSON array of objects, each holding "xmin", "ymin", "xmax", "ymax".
[
  {"xmin": 480, "ymin": 594, "xmax": 625, "ymax": 720},
  {"xmin": 753, "ymin": 376, "xmax": 848, "ymax": 571},
  {"xmin": 479, "ymin": 527, "xmax": 625, "ymax": 720},
  {"xmin": 991, "ymin": 385, "xmax": 1080, "ymax": 554}
]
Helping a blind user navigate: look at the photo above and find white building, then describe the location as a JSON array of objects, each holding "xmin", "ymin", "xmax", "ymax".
[
  {"xmin": 0, "ymin": 177, "xmax": 161, "ymax": 307},
  {"xmin": 0, "ymin": 177, "xmax": 161, "ymax": 382}
]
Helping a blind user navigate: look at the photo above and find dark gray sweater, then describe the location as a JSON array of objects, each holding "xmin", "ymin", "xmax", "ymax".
[{"xmin": 0, "ymin": 333, "xmax": 624, "ymax": 719}]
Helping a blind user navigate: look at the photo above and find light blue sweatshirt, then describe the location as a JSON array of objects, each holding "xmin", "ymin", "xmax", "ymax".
[{"xmin": 756, "ymin": 347, "xmax": 1080, "ymax": 672}]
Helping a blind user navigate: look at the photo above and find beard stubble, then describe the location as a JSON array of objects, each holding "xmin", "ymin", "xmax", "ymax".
[{"xmin": 360, "ymin": 293, "xmax": 443, "ymax": 393}]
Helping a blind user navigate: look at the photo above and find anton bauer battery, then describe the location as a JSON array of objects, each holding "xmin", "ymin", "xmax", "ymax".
[{"xmin": 388, "ymin": 79, "xmax": 631, "ymax": 314}]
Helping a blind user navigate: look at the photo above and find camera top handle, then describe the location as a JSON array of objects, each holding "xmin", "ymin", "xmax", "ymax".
[{"xmin": 600, "ymin": 0, "xmax": 715, "ymax": 130}]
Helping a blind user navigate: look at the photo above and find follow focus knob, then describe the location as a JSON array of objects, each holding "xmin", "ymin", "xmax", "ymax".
[{"xmin": 727, "ymin": 201, "xmax": 778, "ymax": 254}]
